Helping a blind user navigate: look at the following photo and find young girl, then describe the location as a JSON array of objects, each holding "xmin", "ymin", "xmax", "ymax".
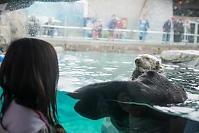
[{"xmin": 0, "ymin": 38, "xmax": 65, "ymax": 133}]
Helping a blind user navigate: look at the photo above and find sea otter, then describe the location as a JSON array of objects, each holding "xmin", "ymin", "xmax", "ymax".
[
  {"xmin": 68, "ymin": 71, "xmax": 187, "ymax": 120},
  {"xmin": 67, "ymin": 54, "xmax": 188, "ymax": 133}
]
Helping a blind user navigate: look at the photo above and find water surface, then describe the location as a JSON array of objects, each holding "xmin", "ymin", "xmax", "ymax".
[{"xmin": 56, "ymin": 51, "xmax": 199, "ymax": 132}]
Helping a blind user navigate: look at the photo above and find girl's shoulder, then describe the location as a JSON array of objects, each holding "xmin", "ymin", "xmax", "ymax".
[
  {"xmin": 2, "ymin": 100, "xmax": 47, "ymax": 133},
  {"xmin": 2, "ymin": 100, "xmax": 66, "ymax": 133}
]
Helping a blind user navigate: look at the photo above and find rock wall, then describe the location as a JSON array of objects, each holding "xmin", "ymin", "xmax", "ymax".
[
  {"xmin": 161, "ymin": 50, "xmax": 199, "ymax": 69},
  {"xmin": 7, "ymin": 10, "xmax": 27, "ymax": 41},
  {"xmin": 0, "ymin": 10, "xmax": 27, "ymax": 46}
]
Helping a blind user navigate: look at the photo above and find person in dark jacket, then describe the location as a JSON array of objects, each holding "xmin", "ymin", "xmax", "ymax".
[
  {"xmin": 173, "ymin": 18, "xmax": 184, "ymax": 42},
  {"xmin": 162, "ymin": 19, "xmax": 171, "ymax": 43},
  {"xmin": 108, "ymin": 14, "xmax": 117, "ymax": 40},
  {"xmin": 173, "ymin": 17, "xmax": 179, "ymax": 42},
  {"xmin": 178, "ymin": 18, "xmax": 184, "ymax": 42}
]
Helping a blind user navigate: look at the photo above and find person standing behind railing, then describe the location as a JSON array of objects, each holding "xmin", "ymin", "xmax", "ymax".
[
  {"xmin": 44, "ymin": 17, "xmax": 54, "ymax": 37},
  {"xmin": 173, "ymin": 18, "xmax": 184, "ymax": 43},
  {"xmin": 178, "ymin": 18, "xmax": 184, "ymax": 42},
  {"xmin": 162, "ymin": 19, "xmax": 171, "ymax": 44},
  {"xmin": 97, "ymin": 20, "xmax": 103, "ymax": 38},
  {"xmin": 86, "ymin": 19, "xmax": 93, "ymax": 38},
  {"xmin": 92, "ymin": 20, "xmax": 103, "ymax": 39},
  {"xmin": 28, "ymin": 15, "xmax": 40, "ymax": 37},
  {"xmin": 184, "ymin": 18, "xmax": 191, "ymax": 43},
  {"xmin": 93, "ymin": 21, "xmax": 99, "ymax": 39},
  {"xmin": 108, "ymin": 14, "xmax": 117, "ymax": 40},
  {"xmin": 173, "ymin": 17, "xmax": 179, "ymax": 43},
  {"xmin": 139, "ymin": 15, "xmax": 149, "ymax": 41}
]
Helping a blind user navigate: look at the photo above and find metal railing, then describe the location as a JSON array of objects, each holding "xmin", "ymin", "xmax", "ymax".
[{"xmin": 28, "ymin": 24, "xmax": 199, "ymax": 45}]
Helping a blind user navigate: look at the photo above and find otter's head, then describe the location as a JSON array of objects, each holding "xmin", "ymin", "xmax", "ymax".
[
  {"xmin": 134, "ymin": 54, "xmax": 164, "ymax": 73},
  {"xmin": 132, "ymin": 54, "xmax": 165, "ymax": 80}
]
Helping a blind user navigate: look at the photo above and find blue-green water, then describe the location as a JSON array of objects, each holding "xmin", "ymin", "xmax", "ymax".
[
  {"xmin": 56, "ymin": 51, "xmax": 199, "ymax": 132},
  {"xmin": 57, "ymin": 51, "xmax": 136, "ymax": 133},
  {"xmin": 58, "ymin": 51, "xmax": 135, "ymax": 92},
  {"xmin": 57, "ymin": 91, "xmax": 103, "ymax": 133}
]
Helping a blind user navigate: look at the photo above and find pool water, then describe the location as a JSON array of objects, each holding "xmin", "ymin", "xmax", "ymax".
[
  {"xmin": 57, "ymin": 51, "xmax": 136, "ymax": 133},
  {"xmin": 58, "ymin": 51, "xmax": 135, "ymax": 92},
  {"xmin": 1, "ymin": 51, "xmax": 199, "ymax": 132}
]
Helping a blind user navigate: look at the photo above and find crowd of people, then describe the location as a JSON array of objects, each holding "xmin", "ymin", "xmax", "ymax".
[
  {"xmin": 27, "ymin": 15, "xmax": 40, "ymax": 37},
  {"xmin": 84, "ymin": 14, "xmax": 128, "ymax": 40},
  {"xmin": 28, "ymin": 16, "xmax": 59, "ymax": 37},
  {"xmin": 84, "ymin": 14, "xmax": 150, "ymax": 41},
  {"xmin": 108, "ymin": 15, "xmax": 128, "ymax": 40},
  {"xmin": 83, "ymin": 17, "xmax": 103, "ymax": 39},
  {"xmin": 85, "ymin": 15, "xmax": 198, "ymax": 44},
  {"xmin": 27, "ymin": 14, "xmax": 198, "ymax": 44},
  {"xmin": 163, "ymin": 17, "xmax": 193, "ymax": 44}
]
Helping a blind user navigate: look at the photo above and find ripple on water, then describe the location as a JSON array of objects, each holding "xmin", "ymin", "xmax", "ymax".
[
  {"xmin": 122, "ymin": 61, "xmax": 132, "ymax": 64},
  {"xmin": 164, "ymin": 64, "xmax": 179, "ymax": 68},
  {"xmin": 58, "ymin": 78, "xmax": 76, "ymax": 92},
  {"xmin": 194, "ymin": 69, "xmax": 199, "ymax": 72},
  {"xmin": 104, "ymin": 67, "xmax": 117, "ymax": 71},
  {"xmin": 153, "ymin": 106, "xmax": 198, "ymax": 121},
  {"xmin": 82, "ymin": 58, "xmax": 95, "ymax": 62},
  {"xmin": 87, "ymin": 67, "xmax": 96, "ymax": 69},
  {"xmin": 187, "ymin": 92, "xmax": 199, "ymax": 101},
  {"xmin": 193, "ymin": 86, "xmax": 199, "ymax": 91},
  {"xmin": 164, "ymin": 66, "xmax": 175, "ymax": 70}
]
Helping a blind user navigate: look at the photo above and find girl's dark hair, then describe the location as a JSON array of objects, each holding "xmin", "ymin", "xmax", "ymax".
[{"xmin": 0, "ymin": 38, "xmax": 59, "ymax": 125}]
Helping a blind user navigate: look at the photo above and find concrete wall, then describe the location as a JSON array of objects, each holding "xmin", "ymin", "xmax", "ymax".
[
  {"xmin": 42, "ymin": 38, "xmax": 199, "ymax": 54},
  {"xmin": 145, "ymin": 0, "xmax": 173, "ymax": 41},
  {"xmin": 86, "ymin": 0, "xmax": 173, "ymax": 41},
  {"xmin": 146, "ymin": 0, "xmax": 173, "ymax": 24},
  {"xmin": 86, "ymin": 0, "xmax": 173, "ymax": 29},
  {"xmin": 87, "ymin": 0, "xmax": 146, "ymax": 29}
]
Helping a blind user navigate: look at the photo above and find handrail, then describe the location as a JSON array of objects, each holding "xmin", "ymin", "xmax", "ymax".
[
  {"xmin": 40, "ymin": 24, "xmax": 199, "ymax": 37},
  {"xmin": 25, "ymin": 24, "xmax": 199, "ymax": 44}
]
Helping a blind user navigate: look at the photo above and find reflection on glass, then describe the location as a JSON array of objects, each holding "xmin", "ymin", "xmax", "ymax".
[{"xmin": 0, "ymin": 0, "xmax": 199, "ymax": 133}]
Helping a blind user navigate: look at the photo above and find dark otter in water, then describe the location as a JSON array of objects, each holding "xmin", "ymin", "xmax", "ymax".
[
  {"xmin": 67, "ymin": 54, "xmax": 188, "ymax": 133},
  {"xmin": 68, "ymin": 71, "xmax": 187, "ymax": 120}
]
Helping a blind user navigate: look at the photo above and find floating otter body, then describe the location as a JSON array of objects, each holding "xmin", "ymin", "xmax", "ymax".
[
  {"xmin": 68, "ymin": 71, "xmax": 187, "ymax": 119},
  {"xmin": 67, "ymin": 54, "xmax": 188, "ymax": 133}
]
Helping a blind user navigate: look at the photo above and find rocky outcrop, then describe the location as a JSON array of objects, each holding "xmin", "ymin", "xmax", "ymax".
[
  {"xmin": 0, "ymin": 10, "xmax": 26, "ymax": 47},
  {"xmin": 160, "ymin": 50, "xmax": 199, "ymax": 69}
]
